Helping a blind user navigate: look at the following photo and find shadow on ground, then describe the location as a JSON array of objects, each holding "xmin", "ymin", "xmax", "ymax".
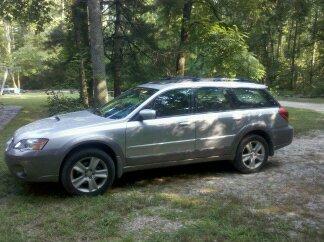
[{"xmin": 15, "ymin": 159, "xmax": 281, "ymax": 197}]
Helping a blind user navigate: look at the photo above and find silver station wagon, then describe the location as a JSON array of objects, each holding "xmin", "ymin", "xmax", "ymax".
[{"xmin": 5, "ymin": 77, "xmax": 293, "ymax": 195}]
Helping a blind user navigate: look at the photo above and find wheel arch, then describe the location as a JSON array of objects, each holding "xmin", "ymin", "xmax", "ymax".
[
  {"xmin": 232, "ymin": 126, "xmax": 274, "ymax": 158},
  {"xmin": 59, "ymin": 140, "xmax": 125, "ymax": 180},
  {"xmin": 244, "ymin": 130, "xmax": 274, "ymax": 156}
]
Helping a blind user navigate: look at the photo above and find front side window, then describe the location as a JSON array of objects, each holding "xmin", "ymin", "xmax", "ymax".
[
  {"xmin": 229, "ymin": 88, "xmax": 277, "ymax": 109},
  {"xmin": 147, "ymin": 88, "xmax": 192, "ymax": 117},
  {"xmin": 196, "ymin": 87, "xmax": 231, "ymax": 113},
  {"xmin": 99, "ymin": 87, "xmax": 157, "ymax": 119}
]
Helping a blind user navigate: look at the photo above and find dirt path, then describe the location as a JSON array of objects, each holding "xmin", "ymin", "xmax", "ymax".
[
  {"xmin": 0, "ymin": 106, "xmax": 21, "ymax": 131},
  {"xmin": 135, "ymin": 131, "xmax": 324, "ymax": 235},
  {"xmin": 279, "ymin": 100, "xmax": 324, "ymax": 112}
]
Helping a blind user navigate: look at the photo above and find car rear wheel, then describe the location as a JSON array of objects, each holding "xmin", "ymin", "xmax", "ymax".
[
  {"xmin": 61, "ymin": 148, "xmax": 115, "ymax": 195},
  {"xmin": 233, "ymin": 134, "xmax": 269, "ymax": 173}
]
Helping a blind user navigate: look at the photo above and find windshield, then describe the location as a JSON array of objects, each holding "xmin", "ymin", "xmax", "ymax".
[{"xmin": 99, "ymin": 87, "xmax": 157, "ymax": 119}]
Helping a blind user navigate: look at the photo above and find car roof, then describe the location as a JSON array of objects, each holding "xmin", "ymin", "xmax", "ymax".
[{"xmin": 138, "ymin": 77, "xmax": 267, "ymax": 90}]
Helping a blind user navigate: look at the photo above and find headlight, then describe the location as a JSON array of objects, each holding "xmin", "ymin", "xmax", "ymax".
[
  {"xmin": 14, "ymin": 138, "xmax": 49, "ymax": 151},
  {"xmin": 5, "ymin": 137, "xmax": 14, "ymax": 151}
]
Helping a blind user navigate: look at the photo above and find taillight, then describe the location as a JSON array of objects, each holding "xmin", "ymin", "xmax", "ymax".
[{"xmin": 279, "ymin": 107, "xmax": 289, "ymax": 121}]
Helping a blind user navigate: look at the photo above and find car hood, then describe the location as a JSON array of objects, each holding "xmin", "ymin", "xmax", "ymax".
[{"xmin": 14, "ymin": 110, "xmax": 117, "ymax": 140}]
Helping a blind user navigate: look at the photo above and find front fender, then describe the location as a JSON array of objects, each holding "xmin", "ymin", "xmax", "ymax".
[{"xmin": 58, "ymin": 135, "xmax": 125, "ymax": 178}]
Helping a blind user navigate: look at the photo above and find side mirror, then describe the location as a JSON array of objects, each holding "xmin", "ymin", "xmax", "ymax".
[{"xmin": 139, "ymin": 109, "xmax": 156, "ymax": 120}]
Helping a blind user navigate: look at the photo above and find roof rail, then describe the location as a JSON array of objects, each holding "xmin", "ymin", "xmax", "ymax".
[
  {"xmin": 148, "ymin": 76, "xmax": 259, "ymax": 84},
  {"xmin": 162, "ymin": 75, "xmax": 199, "ymax": 80},
  {"xmin": 212, "ymin": 77, "xmax": 237, "ymax": 82},
  {"xmin": 150, "ymin": 76, "xmax": 200, "ymax": 84},
  {"xmin": 213, "ymin": 76, "xmax": 258, "ymax": 83},
  {"xmin": 235, "ymin": 77, "xmax": 256, "ymax": 83}
]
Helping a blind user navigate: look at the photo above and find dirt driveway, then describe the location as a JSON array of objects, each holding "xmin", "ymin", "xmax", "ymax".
[
  {"xmin": 0, "ymin": 105, "xmax": 21, "ymax": 130},
  {"xmin": 120, "ymin": 131, "xmax": 324, "ymax": 237},
  {"xmin": 186, "ymin": 131, "xmax": 323, "ymax": 231}
]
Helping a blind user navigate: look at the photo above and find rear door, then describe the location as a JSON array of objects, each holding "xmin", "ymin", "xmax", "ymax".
[{"xmin": 193, "ymin": 87, "xmax": 244, "ymax": 158}]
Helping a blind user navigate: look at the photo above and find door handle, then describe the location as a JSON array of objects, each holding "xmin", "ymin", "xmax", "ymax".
[{"xmin": 179, "ymin": 122, "xmax": 190, "ymax": 127}]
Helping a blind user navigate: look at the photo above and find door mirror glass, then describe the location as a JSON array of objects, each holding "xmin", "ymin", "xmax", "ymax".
[{"xmin": 139, "ymin": 109, "xmax": 156, "ymax": 120}]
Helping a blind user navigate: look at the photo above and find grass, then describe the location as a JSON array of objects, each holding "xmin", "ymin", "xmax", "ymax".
[
  {"xmin": 278, "ymin": 96, "xmax": 324, "ymax": 104},
  {"xmin": 0, "ymin": 93, "xmax": 323, "ymax": 241},
  {"xmin": 287, "ymin": 107, "xmax": 324, "ymax": 135}
]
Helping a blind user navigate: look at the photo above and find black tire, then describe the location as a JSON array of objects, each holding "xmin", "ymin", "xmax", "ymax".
[
  {"xmin": 61, "ymin": 148, "xmax": 115, "ymax": 196},
  {"xmin": 233, "ymin": 134, "xmax": 269, "ymax": 173}
]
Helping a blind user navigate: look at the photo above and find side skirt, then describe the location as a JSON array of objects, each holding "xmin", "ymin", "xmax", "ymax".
[{"xmin": 122, "ymin": 155, "xmax": 233, "ymax": 173}]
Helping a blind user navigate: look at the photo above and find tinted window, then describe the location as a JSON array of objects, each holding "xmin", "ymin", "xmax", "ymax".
[
  {"xmin": 229, "ymin": 88, "xmax": 278, "ymax": 108},
  {"xmin": 196, "ymin": 87, "xmax": 231, "ymax": 112},
  {"xmin": 147, "ymin": 89, "xmax": 191, "ymax": 117}
]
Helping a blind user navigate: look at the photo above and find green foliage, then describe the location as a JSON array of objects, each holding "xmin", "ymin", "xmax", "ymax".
[
  {"xmin": 0, "ymin": 0, "xmax": 52, "ymax": 31},
  {"xmin": 188, "ymin": 23, "xmax": 265, "ymax": 80},
  {"xmin": 0, "ymin": 0, "xmax": 322, "ymax": 97},
  {"xmin": 221, "ymin": 0, "xmax": 323, "ymax": 91},
  {"xmin": 46, "ymin": 91, "xmax": 85, "ymax": 116},
  {"xmin": 12, "ymin": 31, "xmax": 53, "ymax": 76},
  {"xmin": 299, "ymin": 80, "xmax": 324, "ymax": 97}
]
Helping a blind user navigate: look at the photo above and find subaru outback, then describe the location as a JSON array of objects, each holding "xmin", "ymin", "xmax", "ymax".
[{"xmin": 5, "ymin": 77, "xmax": 293, "ymax": 195}]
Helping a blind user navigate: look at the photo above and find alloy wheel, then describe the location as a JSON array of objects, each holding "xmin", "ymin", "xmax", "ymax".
[
  {"xmin": 241, "ymin": 140, "xmax": 265, "ymax": 169},
  {"xmin": 70, "ymin": 157, "xmax": 108, "ymax": 193}
]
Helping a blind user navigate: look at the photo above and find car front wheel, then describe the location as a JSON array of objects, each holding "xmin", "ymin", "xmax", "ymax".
[{"xmin": 61, "ymin": 148, "xmax": 115, "ymax": 195}]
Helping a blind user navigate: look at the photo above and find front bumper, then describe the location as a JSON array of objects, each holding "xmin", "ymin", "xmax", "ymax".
[{"xmin": 4, "ymin": 148, "xmax": 60, "ymax": 182}]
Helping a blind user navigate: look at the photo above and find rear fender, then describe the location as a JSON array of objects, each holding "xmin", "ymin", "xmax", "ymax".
[{"xmin": 230, "ymin": 124, "xmax": 274, "ymax": 159}]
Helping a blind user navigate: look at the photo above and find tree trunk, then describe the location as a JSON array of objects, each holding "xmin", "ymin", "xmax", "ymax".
[
  {"xmin": 17, "ymin": 71, "xmax": 20, "ymax": 89},
  {"xmin": 309, "ymin": 8, "xmax": 319, "ymax": 84},
  {"xmin": 276, "ymin": 27, "xmax": 283, "ymax": 58},
  {"xmin": 88, "ymin": 0, "xmax": 109, "ymax": 106},
  {"xmin": 113, "ymin": 0, "xmax": 123, "ymax": 97},
  {"xmin": 290, "ymin": 20, "xmax": 298, "ymax": 89},
  {"xmin": 79, "ymin": 59, "xmax": 89, "ymax": 106},
  {"xmin": 3, "ymin": 20, "xmax": 11, "ymax": 58},
  {"xmin": 265, "ymin": 26, "xmax": 274, "ymax": 85},
  {"xmin": 10, "ymin": 72, "xmax": 18, "ymax": 89},
  {"xmin": 72, "ymin": 0, "xmax": 89, "ymax": 107},
  {"xmin": 3, "ymin": 20, "xmax": 17, "ymax": 89},
  {"xmin": 61, "ymin": 0, "xmax": 65, "ymax": 20},
  {"xmin": 176, "ymin": 0, "xmax": 193, "ymax": 76},
  {"xmin": 0, "ymin": 68, "xmax": 9, "ymax": 96},
  {"xmin": 287, "ymin": 19, "xmax": 294, "ymax": 56}
]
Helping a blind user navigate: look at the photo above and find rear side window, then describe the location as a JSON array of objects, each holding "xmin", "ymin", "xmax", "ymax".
[
  {"xmin": 196, "ymin": 87, "xmax": 231, "ymax": 113},
  {"xmin": 229, "ymin": 88, "xmax": 278, "ymax": 109}
]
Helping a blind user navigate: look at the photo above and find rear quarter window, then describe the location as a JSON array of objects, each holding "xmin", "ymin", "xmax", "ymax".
[{"xmin": 229, "ymin": 88, "xmax": 279, "ymax": 109}]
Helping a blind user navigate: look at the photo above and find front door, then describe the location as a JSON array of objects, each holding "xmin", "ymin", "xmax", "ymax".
[{"xmin": 126, "ymin": 88, "xmax": 195, "ymax": 166}]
